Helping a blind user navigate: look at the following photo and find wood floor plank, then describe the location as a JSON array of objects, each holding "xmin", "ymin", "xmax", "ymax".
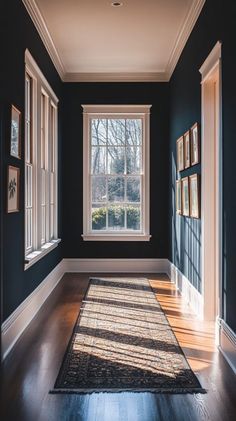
[{"xmin": 1, "ymin": 273, "xmax": 236, "ymax": 421}]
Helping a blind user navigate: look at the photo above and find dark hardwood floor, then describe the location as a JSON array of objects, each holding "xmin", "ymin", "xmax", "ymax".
[{"xmin": 1, "ymin": 273, "xmax": 236, "ymax": 421}]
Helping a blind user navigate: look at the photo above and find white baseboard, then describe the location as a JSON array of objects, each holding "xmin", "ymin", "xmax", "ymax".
[
  {"xmin": 63, "ymin": 258, "xmax": 170, "ymax": 274},
  {"xmin": 218, "ymin": 318, "xmax": 236, "ymax": 374},
  {"xmin": 169, "ymin": 262, "xmax": 203, "ymax": 319},
  {"xmin": 1, "ymin": 260, "xmax": 65, "ymax": 360},
  {"xmin": 1, "ymin": 257, "xmax": 170, "ymax": 360}
]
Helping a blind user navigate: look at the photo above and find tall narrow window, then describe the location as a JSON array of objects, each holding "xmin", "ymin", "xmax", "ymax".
[
  {"xmin": 24, "ymin": 50, "xmax": 60, "ymax": 269},
  {"xmin": 82, "ymin": 105, "xmax": 151, "ymax": 241},
  {"xmin": 49, "ymin": 102, "xmax": 56, "ymax": 240},
  {"xmin": 25, "ymin": 73, "xmax": 33, "ymax": 254},
  {"xmin": 40, "ymin": 90, "xmax": 48, "ymax": 245}
]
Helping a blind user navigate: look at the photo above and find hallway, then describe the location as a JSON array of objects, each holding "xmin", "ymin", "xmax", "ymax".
[{"xmin": 1, "ymin": 273, "xmax": 236, "ymax": 421}]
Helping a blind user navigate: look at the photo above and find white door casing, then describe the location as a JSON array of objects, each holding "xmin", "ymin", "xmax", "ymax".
[{"xmin": 199, "ymin": 41, "xmax": 222, "ymax": 321}]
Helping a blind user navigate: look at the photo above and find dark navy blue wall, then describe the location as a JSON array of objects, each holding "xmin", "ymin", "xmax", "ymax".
[
  {"xmin": 169, "ymin": 0, "xmax": 220, "ymax": 294},
  {"xmin": 62, "ymin": 83, "xmax": 170, "ymax": 259},
  {"xmin": 170, "ymin": 0, "xmax": 236, "ymax": 332},
  {"xmin": 1, "ymin": 0, "xmax": 63, "ymax": 321},
  {"xmin": 221, "ymin": 1, "xmax": 236, "ymax": 332}
]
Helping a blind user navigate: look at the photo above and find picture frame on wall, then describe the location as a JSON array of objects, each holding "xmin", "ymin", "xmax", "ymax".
[
  {"xmin": 10, "ymin": 105, "xmax": 21, "ymax": 159},
  {"xmin": 184, "ymin": 130, "xmax": 191, "ymax": 169},
  {"xmin": 190, "ymin": 122, "xmax": 200, "ymax": 165},
  {"xmin": 189, "ymin": 174, "xmax": 200, "ymax": 218},
  {"xmin": 176, "ymin": 179, "xmax": 182, "ymax": 214},
  {"xmin": 176, "ymin": 136, "xmax": 184, "ymax": 172},
  {"xmin": 7, "ymin": 165, "xmax": 20, "ymax": 213},
  {"xmin": 182, "ymin": 176, "xmax": 189, "ymax": 216}
]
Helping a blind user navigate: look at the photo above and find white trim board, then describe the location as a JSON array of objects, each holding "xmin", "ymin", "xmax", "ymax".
[
  {"xmin": 22, "ymin": 0, "xmax": 205, "ymax": 82},
  {"xmin": 22, "ymin": 0, "xmax": 65, "ymax": 79},
  {"xmin": 63, "ymin": 258, "xmax": 170, "ymax": 274},
  {"xmin": 170, "ymin": 262, "xmax": 203, "ymax": 319},
  {"xmin": 1, "ymin": 258, "xmax": 169, "ymax": 360},
  {"xmin": 165, "ymin": 0, "xmax": 206, "ymax": 79},
  {"xmin": 218, "ymin": 319, "xmax": 236, "ymax": 374},
  {"xmin": 1, "ymin": 260, "xmax": 65, "ymax": 360},
  {"xmin": 2, "ymin": 257, "xmax": 236, "ymax": 377},
  {"xmin": 199, "ymin": 41, "xmax": 222, "ymax": 81},
  {"xmin": 64, "ymin": 72, "xmax": 169, "ymax": 83}
]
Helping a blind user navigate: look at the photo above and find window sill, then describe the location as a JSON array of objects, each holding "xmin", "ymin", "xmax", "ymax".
[
  {"xmin": 24, "ymin": 239, "xmax": 61, "ymax": 270},
  {"xmin": 82, "ymin": 234, "xmax": 151, "ymax": 242}
]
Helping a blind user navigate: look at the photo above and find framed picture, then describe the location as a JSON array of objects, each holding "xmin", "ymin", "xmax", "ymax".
[
  {"xmin": 7, "ymin": 166, "xmax": 20, "ymax": 213},
  {"xmin": 182, "ymin": 176, "xmax": 189, "ymax": 217},
  {"xmin": 189, "ymin": 174, "xmax": 200, "ymax": 218},
  {"xmin": 190, "ymin": 122, "xmax": 200, "ymax": 165},
  {"xmin": 10, "ymin": 105, "xmax": 21, "ymax": 159},
  {"xmin": 184, "ymin": 130, "xmax": 191, "ymax": 169},
  {"xmin": 176, "ymin": 179, "xmax": 182, "ymax": 214},
  {"xmin": 177, "ymin": 136, "xmax": 184, "ymax": 172}
]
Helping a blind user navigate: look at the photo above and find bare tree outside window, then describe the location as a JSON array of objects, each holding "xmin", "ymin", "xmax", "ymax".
[{"xmin": 91, "ymin": 118, "xmax": 142, "ymax": 231}]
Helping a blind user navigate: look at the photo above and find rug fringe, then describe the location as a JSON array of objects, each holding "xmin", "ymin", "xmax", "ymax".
[{"xmin": 49, "ymin": 387, "xmax": 207, "ymax": 395}]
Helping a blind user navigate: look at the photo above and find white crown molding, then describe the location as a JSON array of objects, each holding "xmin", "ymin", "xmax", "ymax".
[
  {"xmin": 166, "ymin": 0, "xmax": 206, "ymax": 80},
  {"xmin": 22, "ymin": 0, "xmax": 65, "ymax": 79},
  {"xmin": 63, "ymin": 72, "xmax": 169, "ymax": 83},
  {"xmin": 1, "ymin": 260, "xmax": 65, "ymax": 360},
  {"xmin": 22, "ymin": 0, "xmax": 206, "ymax": 83}
]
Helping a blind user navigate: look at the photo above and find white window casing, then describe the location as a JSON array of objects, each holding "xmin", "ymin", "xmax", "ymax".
[
  {"xmin": 82, "ymin": 104, "xmax": 151, "ymax": 241},
  {"xmin": 24, "ymin": 50, "xmax": 60, "ymax": 269}
]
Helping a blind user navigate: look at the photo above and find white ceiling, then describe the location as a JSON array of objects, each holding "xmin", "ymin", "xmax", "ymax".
[{"xmin": 23, "ymin": 0, "xmax": 205, "ymax": 81}]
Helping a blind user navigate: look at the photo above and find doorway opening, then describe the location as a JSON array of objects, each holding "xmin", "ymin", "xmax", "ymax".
[{"xmin": 200, "ymin": 41, "xmax": 222, "ymax": 322}]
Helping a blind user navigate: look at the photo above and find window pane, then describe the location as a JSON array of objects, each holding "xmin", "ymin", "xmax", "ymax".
[
  {"xmin": 127, "ymin": 177, "xmax": 140, "ymax": 202},
  {"xmin": 127, "ymin": 146, "xmax": 141, "ymax": 174},
  {"xmin": 108, "ymin": 205, "xmax": 125, "ymax": 230},
  {"xmin": 108, "ymin": 146, "xmax": 125, "ymax": 174},
  {"xmin": 50, "ymin": 104, "xmax": 55, "ymax": 171},
  {"xmin": 91, "ymin": 146, "xmax": 106, "ymax": 174},
  {"xmin": 92, "ymin": 204, "xmax": 106, "ymax": 230},
  {"xmin": 26, "ymin": 122, "xmax": 31, "ymax": 163},
  {"xmin": 108, "ymin": 119, "xmax": 125, "ymax": 145},
  {"xmin": 91, "ymin": 119, "xmax": 107, "ymax": 145},
  {"xmin": 126, "ymin": 119, "xmax": 142, "ymax": 146},
  {"xmin": 41, "ymin": 93, "xmax": 46, "ymax": 170},
  {"xmin": 127, "ymin": 205, "xmax": 140, "ymax": 230},
  {"xmin": 108, "ymin": 177, "xmax": 124, "ymax": 202},
  {"xmin": 92, "ymin": 177, "xmax": 106, "ymax": 202}
]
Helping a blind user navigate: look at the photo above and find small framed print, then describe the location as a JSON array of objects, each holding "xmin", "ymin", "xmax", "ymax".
[
  {"xmin": 7, "ymin": 166, "xmax": 20, "ymax": 213},
  {"xmin": 189, "ymin": 174, "xmax": 200, "ymax": 218},
  {"xmin": 190, "ymin": 122, "xmax": 200, "ymax": 165},
  {"xmin": 177, "ymin": 136, "xmax": 184, "ymax": 172},
  {"xmin": 182, "ymin": 176, "xmax": 189, "ymax": 217},
  {"xmin": 10, "ymin": 105, "xmax": 21, "ymax": 159},
  {"xmin": 176, "ymin": 180, "xmax": 182, "ymax": 214},
  {"xmin": 184, "ymin": 130, "xmax": 191, "ymax": 169}
]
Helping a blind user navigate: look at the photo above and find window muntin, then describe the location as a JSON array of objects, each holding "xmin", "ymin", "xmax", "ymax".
[{"xmin": 82, "ymin": 105, "xmax": 151, "ymax": 241}]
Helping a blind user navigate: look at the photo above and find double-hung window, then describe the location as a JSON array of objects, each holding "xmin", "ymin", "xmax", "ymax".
[
  {"xmin": 82, "ymin": 105, "xmax": 151, "ymax": 241},
  {"xmin": 24, "ymin": 50, "xmax": 60, "ymax": 268}
]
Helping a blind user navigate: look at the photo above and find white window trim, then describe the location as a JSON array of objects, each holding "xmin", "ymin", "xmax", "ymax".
[
  {"xmin": 24, "ymin": 239, "xmax": 61, "ymax": 269},
  {"xmin": 24, "ymin": 50, "xmax": 60, "ymax": 270},
  {"xmin": 82, "ymin": 104, "xmax": 151, "ymax": 241}
]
